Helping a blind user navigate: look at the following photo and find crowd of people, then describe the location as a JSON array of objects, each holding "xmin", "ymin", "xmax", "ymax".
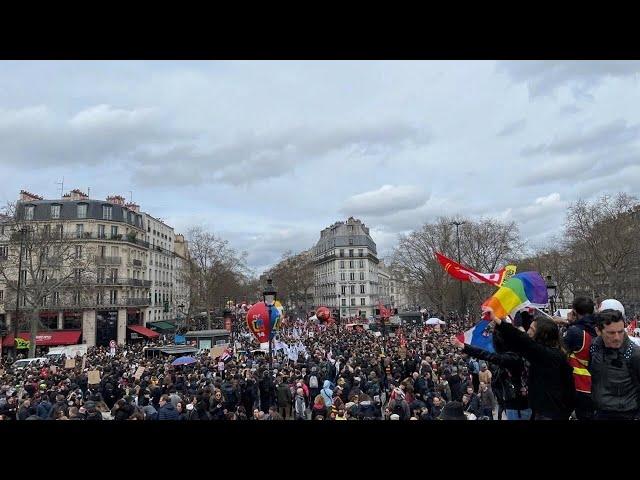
[{"xmin": 0, "ymin": 296, "xmax": 638, "ymax": 421}]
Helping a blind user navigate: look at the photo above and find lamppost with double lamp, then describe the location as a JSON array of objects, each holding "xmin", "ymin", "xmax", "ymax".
[
  {"xmin": 450, "ymin": 220, "xmax": 466, "ymax": 316},
  {"xmin": 546, "ymin": 276, "xmax": 557, "ymax": 314},
  {"xmin": 263, "ymin": 278, "xmax": 277, "ymax": 372}
]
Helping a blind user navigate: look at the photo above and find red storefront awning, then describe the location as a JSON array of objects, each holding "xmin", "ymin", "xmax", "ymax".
[
  {"xmin": 127, "ymin": 325, "xmax": 159, "ymax": 339},
  {"xmin": 2, "ymin": 330, "xmax": 82, "ymax": 347}
]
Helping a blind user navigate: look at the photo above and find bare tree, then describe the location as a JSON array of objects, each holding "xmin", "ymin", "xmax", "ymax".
[
  {"xmin": 0, "ymin": 202, "xmax": 97, "ymax": 358},
  {"xmin": 266, "ymin": 249, "xmax": 314, "ymax": 312},
  {"xmin": 563, "ymin": 193, "xmax": 640, "ymax": 304},
  {"xmin": 185, "ymin": 226, "xmax": 249, "ymax": 324},
  {"xmin": 392, "ymin": 216, "xmax": 524, "ymax": 315}
]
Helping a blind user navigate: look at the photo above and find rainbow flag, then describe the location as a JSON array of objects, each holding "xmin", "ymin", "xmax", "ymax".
[{"xmin": 482, "ymin": 272, "xmax": 548, "ymax": 319}]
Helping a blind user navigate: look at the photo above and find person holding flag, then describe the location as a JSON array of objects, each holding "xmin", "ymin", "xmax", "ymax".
[{"xmin": 484, "ymin": 306, "xmax": 575, "ymax": 420}]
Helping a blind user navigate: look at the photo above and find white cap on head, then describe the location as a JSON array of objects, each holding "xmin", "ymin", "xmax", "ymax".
[{"xmin": 598, "ymin": 299, "xmax": 625, "ymax": 318}]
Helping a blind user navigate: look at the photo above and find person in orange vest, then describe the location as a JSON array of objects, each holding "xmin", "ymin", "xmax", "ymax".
[{"xmin": 562, "ymin": 297, "xmax": 597, "ymax": 420}]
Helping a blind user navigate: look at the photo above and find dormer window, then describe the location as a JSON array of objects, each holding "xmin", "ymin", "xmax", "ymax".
[
  {"xmin": 50, "ymin": 204, "xmax": 61, "ymax": 219},
  {"xmin": 25, "ymin": 205, "xmax": 35, "ymax": 220},
  {"xmin": 77, "ymin": 203, "xmax": 87, "ymax": 219},
  {"xmin": 102, "ymin": 205, "xmax": 113, "ymax": 220}
]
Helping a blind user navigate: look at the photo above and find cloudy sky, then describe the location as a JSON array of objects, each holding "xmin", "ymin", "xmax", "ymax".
[{"xmin": 1, "ymin": 60, "xmax": 639, "ymax": 274}]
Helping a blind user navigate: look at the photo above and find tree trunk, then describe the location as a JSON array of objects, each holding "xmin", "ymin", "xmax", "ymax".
[{"xmin": 28, "ymin": 308, "xmax": 39, "ymax": 358}]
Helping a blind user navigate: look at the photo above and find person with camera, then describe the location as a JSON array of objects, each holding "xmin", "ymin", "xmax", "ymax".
[{"xmin": 589, "ymin": 303, "xmax": 640, "ymax": 420}]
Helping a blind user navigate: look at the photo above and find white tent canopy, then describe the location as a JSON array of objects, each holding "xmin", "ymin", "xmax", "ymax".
[{"xmin": 425, "ymin": 317, "xmax": 446, "ymax": 325}]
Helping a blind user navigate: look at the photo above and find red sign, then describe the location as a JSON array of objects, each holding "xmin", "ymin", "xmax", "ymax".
[{"xmin": 224, "ymin": 317, "xmax": 232, "ymax": 332}]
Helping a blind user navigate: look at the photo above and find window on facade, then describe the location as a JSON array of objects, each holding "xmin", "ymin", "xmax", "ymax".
[
  {"xmin": 349, "ymin": 249, "xmax": 354, "ymax": 257},
  {"xmin": 76, "ymin": 224, "xmax": 84, "ymax": 238},
  {"xmin": 339, "ymin": 261, "xmax": 344, "ymax": 269},
  {"xmin": 359, "ymin": 260, "xmax": 364, "ymax": 268},
  {"xmin": 75, "ymin": 245, "xmax": 82, "ymax": 259},
  {"xmin": 341, "ymin": 299, "xmax": 346, "ymax": 306},
  {"xmin": 339, "ymin": 249, "xmax": 344, "ymax": 257},
  {"xmin": 360, "ymin": 272, "xmax": 365, "ymax": 280},
  {"xmin": 0, "ymin": 246, "xmax": 7, "ymax": 258},
  {"xmin": 20, "ymin": 270, "xmax": 27, "ymax": 283},
  {"xmin": 111, "ymin": 226, "xmax": 118, "ymax": 238},
  {"xmin": 0, "ymin": 290, "xmax": 3, "ymax": 301},
  {"xmin": 56, "ymin": 224, "xmax": 63, "ymax": 238},
  {"xmin": 53, "ymin": 292, "xmax": 60, "ymax": 305},
  {"xmin": 97, "ymin": 225, "xmax": 105, "ymax": 239},
  {"xmin": 349, "ymin": 261, "xmax": 354, "ymax": 268},
  {"xmin": 77, "ymin": 203, "xmax": 87, "ymax": 219},
  {"xmin": 350, "ymin": 272, "xmax": 355, "ymax": 281},
  {"xmin": 102, "ymin": 205, "xmax": 112, "ymax": 220},
  {"xmin": 351, "ymin": 298, "xmax": 356, "ymax": 306},
  {"xmin": 360, "ymin": 298, "xmax": 365, "ymax": 306},
  {"xmin": 25, "ymin": 205, "xmax": 35, "ymax": 221},
  {"xmin": 51, "ymin": 204, "xmax": 61, "ymax": 219},
  {"xmin": 111, "ymin": 246, "xmax": 119, "ymax": 257},
  {"xmin": 42, "ymin": 224, "xmax": 51, "ymax": 238},
  {"xmin": 358, "ymin": 249, "xmax": 363, "ymax": 257},
  {"xmin": 360, "ymin": 285, "xmax": 365, "ymax": 294},
  {"xmin": 341, "ymin": 285, "xmax": 346, "ymax": 295},
  {"xmin": 350, "ymin": 285, "xmax": 355, "ymax": 294},
  {"xmin": 340, "ymin": 273, "xmax": 345, "ymax": 281},
  {"xmin": 349, "ymin": 238, "xmax": 354, "ymax": 245}
]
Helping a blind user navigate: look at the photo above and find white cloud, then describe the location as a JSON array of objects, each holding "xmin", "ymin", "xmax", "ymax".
[{"xmin": 341, "ymin": 185, "xmax": 429, "ymax": 216}]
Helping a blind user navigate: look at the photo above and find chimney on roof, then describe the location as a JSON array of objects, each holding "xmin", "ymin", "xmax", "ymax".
[
  {"xmin": 67, "ymin": 189, "xmax": 89, "ymax": 201},
  {"xmin": 106, "ymin": 195, "xmax": 126, "ymax": 206},
  {"xmin": 125, "ymin": 203, "xmax": 140, "ymax": 213},
  {"xmin": 19, "ymin": 190, "xmax": 43, "ymax": 202}
]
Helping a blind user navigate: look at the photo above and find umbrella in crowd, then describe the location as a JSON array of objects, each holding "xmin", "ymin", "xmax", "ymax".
[{"xmin": 171, "ymin": 356, "xmax": 197, "ymax": 366}]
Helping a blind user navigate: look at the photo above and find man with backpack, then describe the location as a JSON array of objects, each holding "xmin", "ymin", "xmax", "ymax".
[{"xmin": 307, "ymin": 367, "xmax": 321, "ymax": 401}]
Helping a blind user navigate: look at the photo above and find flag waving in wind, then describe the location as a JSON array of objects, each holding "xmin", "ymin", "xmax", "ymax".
[{"xmin": 436, "ymin": 252, "xmax": 516, "ymax": 287}]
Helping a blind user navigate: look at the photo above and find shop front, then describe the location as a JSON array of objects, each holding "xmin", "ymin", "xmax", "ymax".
[
  {"xmin": 127, "ymin": 324, "xmax": 160, "ymax": 343},
  {"xmin": 96, "ymin": 309, "xmax": 118, "ymax": 347},
  {"xmin": 2, "ymin": 330, "xmax": 82, "ymax": 357}
]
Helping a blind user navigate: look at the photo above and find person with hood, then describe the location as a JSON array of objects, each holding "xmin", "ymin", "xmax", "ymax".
[
  {"xmin": 560, "ymin": 297, "xmax": 597, "ymax": 420},
  {"xmin": 37, "ymin": 394, "xmax": 53, "ymax": 420},
  {"xmin": 158, "ymin": 394, "xmax": 179, "ymax": 420},
  {"xmin": 320, "ymin": 380, "xmax": 333, "ymax": 408}
]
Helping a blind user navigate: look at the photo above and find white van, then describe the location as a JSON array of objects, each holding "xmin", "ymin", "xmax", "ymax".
[
  {"xmin": 12, "ymin": 357, "xmax": 49, "ymax": 372},
  {"xmin": 46, "ymin": 344, "xmax": 88, "ymax": 362}
]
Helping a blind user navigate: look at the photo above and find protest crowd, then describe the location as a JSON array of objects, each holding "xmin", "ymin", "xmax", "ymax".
[{"xmin": 0, "ymin": 296, "xmax": 639, "ymax": 421}]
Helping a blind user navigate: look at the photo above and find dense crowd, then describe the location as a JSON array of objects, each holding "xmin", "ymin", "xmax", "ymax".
[{"xmin": 0, "ymin": 296, "xmax": 638, "ymax": 421}]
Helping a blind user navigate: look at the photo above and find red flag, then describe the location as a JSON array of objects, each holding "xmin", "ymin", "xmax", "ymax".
[
  {"xmin": 627, "ymin": 319, "xmax": 637, "ymax": 335},
  {"xmin": 435, "ymin": 252, "xmax": 506, "ymax": 287},
  {"xmin": 378, "ymin": 301, "xmax": 390, "ymax": 319}
]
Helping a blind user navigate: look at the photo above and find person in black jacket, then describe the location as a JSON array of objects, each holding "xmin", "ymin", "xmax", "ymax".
[
  {"xmin": 589, "ymin": 309, "xmax": 640, "ymax": 420},
  {"xmin": 487, "ymin": 308, "xmax": 575, "ymax": 420},
  {"xmin": 451, "ymin": 329, "xmax": 531, "ymax": 420}
]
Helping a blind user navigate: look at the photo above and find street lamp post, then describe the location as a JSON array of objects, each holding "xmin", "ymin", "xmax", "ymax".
[
  {"xmin": 450, "ymin": 221, "xmax": 466, "ymax": 317},
  {"xmin": 263, "ymin": 278, "xmax": 277, "ymax": 373},
  {"xmin": 337, "ymin": 294, "xmax": 341, "ymax": 335},
  {"xmin": 13, "ymin": 227, "xmax": 27, "ymax": 360},
  {"xmin": 546, "ymin": 275, "xmax": 557, "ymax": 314}
]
